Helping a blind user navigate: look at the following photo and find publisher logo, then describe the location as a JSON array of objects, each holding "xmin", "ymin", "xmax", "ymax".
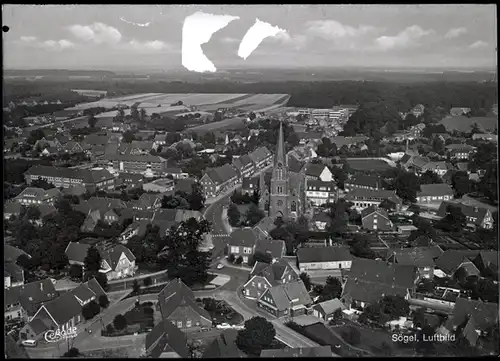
[{"xmin": 44, "ymin": 327, "xmax": 78, "ymax": 343}]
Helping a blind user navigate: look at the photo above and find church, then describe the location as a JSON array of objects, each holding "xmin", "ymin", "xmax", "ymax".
[{"xmin": 259, "ymin": 121, "xmax": 307, "ymax": 220}]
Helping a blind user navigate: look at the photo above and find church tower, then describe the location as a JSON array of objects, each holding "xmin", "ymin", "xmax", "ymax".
[{"xmin": 269, "ymin": 121, "xmax": 290, "ymax": 220}]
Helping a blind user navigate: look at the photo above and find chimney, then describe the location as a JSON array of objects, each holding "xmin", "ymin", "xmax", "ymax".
[
  {"xmin": 473, "ymin": 207, "xmax": 479, "ymax": 213},
  {"xmin": 40, "ymin": 282, "xmax": 43, "ymax": 291}
]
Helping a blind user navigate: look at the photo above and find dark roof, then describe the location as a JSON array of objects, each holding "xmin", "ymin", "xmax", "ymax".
[
  {"xmin": 447, "ymin": 298, "xmax": 499, "ymax": 332},
  {"xmin": 347, "ymin": 175, "xmax": 380, "ymax": 188},
  {"xmin": 71, "ymin": 284, "xmax": 96, "ymax": 303},
  {"xmin": 254, "ymin": 238, "xmax": 285, "ymax": 260},
  {"xmin": 314, "ymin": 298, "xmax": 346, "ymax": 315},
  {"xmin": 41, "ymin": 291, "xmax": 84, "ymax": 326},
  {"xmin": 17, "ymin": 279, "xmax": 59, "ymax": 316},
  {"xmin": 251, "ymin": 259, "xmax": 298, "ymax": 286},
  {"xmin": 203, "ymin": 329, "xmax": 244, "ymax": 358},
  {"xmin": 437, "ymin": 201, "xmax": 490, "ymax": 226},
  {"xmin": 4, "ymin": 245, "xmax": 30, "ymax": 263},
  {"xmin": 345, "ymin": 189, "xmax": 401, "ymax": 204},
  {"xmin": 361, "ymin": 206, "xmax": 389, "ymax": 220},
  {"xmin": 297, "ymin": 246, "xmax": 352, "ymax": 263},
  {"xmin": 157, "ymin": 278, "xmax": 211, "ymax": 322},
  {"xmin": 242, "ymin": 176, "xmax": 259, "ymax": 190},
  {"xmin": 434, "ymin": 250, "xmax": 481, "ymax": 275},
  {"xmin": 393, "ymin": 247, "xmax": 437, "ymax": 267},
  {"xmin": 65, "ymin": 242, "xmax": 91, "ymax": 263},
  {"xmin": 229, "ymin": 228, "xmax": 258, "ymax": 247},
  {"xmin": 5, "ymin": 263, "xmax": 24, "ymax": 284},
  {"xmin": 342, "ymin": 258, "xmax": 417, "ymax": 304},
  {"xmin": 146, "ymin": 320, "xmax": 189, "ymax": 358},
  {"xmin": 175, "ymin": 178, "xmax": 196, "ymax": 194},
  {"xmin": 288, "ymin": 155, "xmax": 305, "ymax": 173},
  {"xmin": 261, "ymin": 346, "xmax": 333, "ymax": 357},
  {"xmin": 303, "ymin": 163, "xmax": 329, "ymax": 178},
  {"xmin": 248, "ymin": 146, "xmax": 272, "ymax": 164},
  {"xmin": 417, "ymin": 184, "xmax": 454, "ymax": 198},
  {"xmin": 306, "ymin": 179, "xmax": 336, "ymax": 191},
  {"xmin": 24, "ymin": 165, "xmax": 114, "ymax": 184}
]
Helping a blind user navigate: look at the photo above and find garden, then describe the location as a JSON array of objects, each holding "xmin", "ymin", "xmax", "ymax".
[
  {"xmin": 102, "ymin": 301, "xmax": 155, "ymax": 337},
  {"xmin": 197, "ymin": 297, "xmax": 244, "ymax": 326}
]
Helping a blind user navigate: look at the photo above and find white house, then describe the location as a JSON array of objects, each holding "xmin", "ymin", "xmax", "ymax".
[{"xmin": 297, "ymin": 246, "xmax": 353, "ymax": 272}]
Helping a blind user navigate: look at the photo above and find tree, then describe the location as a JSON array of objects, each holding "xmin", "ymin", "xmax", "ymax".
[
  {"xmin": 113, "ymin": 314, "xmax": 128, "ymax": 330},
  {"xmin": 413, "ymin": 307, "xmax": 426, "ymax": 329},
  {"xmin": 63, "ymin": 347, "xmax": 81, "ymax": 357},
  {"xmin": 82, "ymin": 300, "xmax": 100, "ymax": 320},
  {"xmin": 143, "ymin": 276, "xmax": 153, "ymax": 287},
  {"xmin": 431, "ymin": 136, "xmax": 444, "ymax": 153},
  {"xmin": 319, "ymin": 276, "xmax": 342, "ymax": 302},
  {"xmin": 478, "ymin": 163, "xmax": 498, "ymax": 203},
  {"xmin": 438, "ymin": 205, "xmax": 466, "ymax": 232},
  {"xmin": 419, "ymin": 170, "xmax": 442, "ymax": 185},
  {"xmin": 84, "ymin": 246, "xmax": 102, "ymax": 277},
  {"xmin": 333, "ymin": 308, "xmax": 343, "ymax": 320},
  {"xmin": 122, "ymin": 130, "xmax": 135, "ymax": 143},
  {"xmin": 342, "ymin": 327, "xmax": 361, "ymax": 346},
  {"xmin": 228, "ymin": 253, "xmax": 236, "ymax": 263},
  {"xmin": 131, "ymin": 106, "xmax": 140, "ymax": 121},
  {"xmin": 98, "ymin": 294, "xmax": 110, "ymax": 309},
  {"xmin": 132, "ymin": 279, "xmax": 141, "ymax": 295},
  {"xmin": 299, "ymin": 272, "xmax": 312, "ymax": 291},
  {"xmin": 69, "ymin": 264, "xmax": 83, "ymax": 280},
  {"xmin": 94, "ymin": 272, "xmax": 108, "ymax": 292},
  {"xmin": 451, "ymin": 171, "xmax": 470, "ymax": 198},
  {"xmin": 393, "ymin": 170, "xmax": 421, "ymax": 203},
  {"xmin": 227, "ymin": 204, "xmax": 241, "ymax": 227},
  {"xmin": 140, "ymin": 108, "xmax": 147, "ymax": 123},
  {"xmin": 88, "ymin": 115, "xmax": 97, "ymax": 128},
  {"xmin": 349, "ymin": 235, "xmax": 376, "ymax": 259},
  {"xmin": 187, "ymin": 182, "xmax": 205, "ymax": 210},
  {"xmin": 326, "ymin": 200, "xmax": 350, "ymax": 236},
  {"xmin": 235, "ymin": 256, "xmax": 243, "ymax": 265},
  {"xmin": 236, "ymin": 316, "xmax": 276, "ymax": 356},
  {"xmin": 379, "ymin": 295, "xmax": 410, "ymax": 319},
  {"xmin": 245, "ymin": 204, "xmax": 265, "ymax": 226}
]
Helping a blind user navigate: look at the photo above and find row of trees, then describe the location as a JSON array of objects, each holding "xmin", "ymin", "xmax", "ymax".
[
  {"xmin": 227, "ymin": 203, "xmax": 266, "ymax": 228},
  {"xmin": 161, "ymin": 183, "xmax": 206, "ymax": 211}
]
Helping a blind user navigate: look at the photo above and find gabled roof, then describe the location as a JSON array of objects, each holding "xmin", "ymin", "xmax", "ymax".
[
  {"xmin": 5, "ymin": 263, "xmax": 24, "ymax": 284},
  {"xmin": 361, "ymin": 206, "xmax": 389, "ymax": 220},
  {"xmin": 434, "ymin": 250, "xmax": 481, "ymax": 275},
  {"xmin": 203, "ymin": 329, "xmax": 244, "ymax": 358},
  {"xmin": 346, "ymin": 175, "xmax": 380, "ymax": 188},
  {"xmin": 446, "ymin": 298, "xmax": 499, "ymax": 332},
  {"xmin": 15, "ymin": 187, "xmax": 61, "ymax": 201},
  {"xmin": 248, "ymin": 146, "xmax": 272, "ymax": 164},
  {"xmin": 392, "ymin": 247, "xmax": 438, "ymax": 267},
  {"xmin": 157, "ymin": 278, "xmax": 211, "ymax": 322},
  {"xmin": 146, "ymin": 319, "xmax": 189, "ymax": 358},
  {"xmin": 297, "ymin": 246, "xmax": 353, "ymax": 263},
  {"xmin": 40, "ymin": 291, "xmax": 82, "ymax": 326},
  {"xmin": 417, "ymin": 184, "xmax": 454, "ymax": 198},
  {"xmin": 16, "ymin": 279, "xmax": 59, "ymax": 316},
  {"xmin": 345, "ymin": 189, "xmax": 401, "ymax": 204},
  {"xmin": 229, "ymin": 228, "xmax": 258, "ymax": 248},
  {"xmin": 4, "ymin": 245, "xmax": 30, "ymax": 263},
  {"xmin": 254, "ymin": 238, "xmax": 285, "ymax": 260},
  {"xmin": 314, "ymin": 298, "xmax": 346, "ymax": 315},
  {"xmin": 251, "ymin": 259, "xmax": 298, "ymax": 287},
  {"xmin": 303, "ymin": 163, "xmax": 329, "ymax": 178},
  {"xmin": 437, "ymin": 201, "xmax": 490, "ymax": 226}
]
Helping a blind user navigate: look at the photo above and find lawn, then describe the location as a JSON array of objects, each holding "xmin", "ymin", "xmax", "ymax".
[
  {"xmin": 346, "ymin": 159, "xmax": 393, "ymax": 172},
  {"xmin": 81, "ymin": 348, "xmax": 130, "ymax": 358},
  {"xmin": 102, "ymin": 302, "xmax": 155, "ymax": 337},
  {"xmin": 438, "ymin": 115, "xmax": 498, "ymax": 133}
]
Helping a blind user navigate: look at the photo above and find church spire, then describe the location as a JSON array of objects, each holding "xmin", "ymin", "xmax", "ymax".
[{"xmin": 275, "ymin": 120, "xmax": 286, "ymax": 167}]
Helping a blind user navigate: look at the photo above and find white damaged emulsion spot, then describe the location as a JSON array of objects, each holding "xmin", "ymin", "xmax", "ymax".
[
  {"xmin": 182, "ymin": 11, "xmax": 239, "ymax": 73},
  {"xmin": 238, "ymin": 19, "xmax": 287, "ymax": 60}
]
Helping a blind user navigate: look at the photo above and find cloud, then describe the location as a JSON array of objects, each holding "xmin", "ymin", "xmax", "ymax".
[
  {"xmin": 68, "ymin": 22, "xmax": 122, "ymax": 45},
  {"xmin": 238, "ymin": 19, "xmax": 287, "ymax": 60},
  {"xmin": 375, "ymin": 25, "xmax": 434, "ymax": 51},
  {"xmin": 221, "ymin": 37, "xmax": 240, "ymax": 44},
  {"xmin": 305, "ymin": 20, "xmax": 379, "ymax": 40},
  {"xmin": 444, "ymin": 27, "xmax": 467, "ymax": 39},
  {"xmin": 469, "ymin": 40, "xmax": 489, "ymax": 49},
  {"xmin": 40, "ymin": 39, "xmax": 75, "ymax": 51},
  {"xmin": 127, "ymin": 40, "xmax": 172, "ymax": 52},
  {"xmin": 20, "ymin": 36, "xmax": 37, "ymax": 42}
]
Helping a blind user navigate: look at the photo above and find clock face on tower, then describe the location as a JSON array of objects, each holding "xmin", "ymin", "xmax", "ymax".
[
  {"xmin": 277, "ymin": 162, "xmax": 282, "ymax": 168},
  {"xmin": 277, "ymin": 200, "xmax": 283, "ymax": 207}
]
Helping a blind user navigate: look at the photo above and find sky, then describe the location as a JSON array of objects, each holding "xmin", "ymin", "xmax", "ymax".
[{"xmin": 2, "ymin": 4, "xmax": 497, "ymax": 71}]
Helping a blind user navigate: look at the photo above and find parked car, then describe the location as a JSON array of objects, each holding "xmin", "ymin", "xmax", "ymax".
[
  {"xmin": 216, "ymin": 264, "xmax": 224, "ymax": 270},
  {"xmin": 21, "ymin": 340, "xmax": 37, "ymax": 347},
  {"xmin": 216, "ymin": 323, "xmax": 232, "ymax": 330}
]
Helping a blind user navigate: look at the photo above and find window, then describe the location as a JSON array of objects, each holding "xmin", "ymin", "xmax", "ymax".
[
  {"xmin": 186, "ymin": 320, "xmax": 192, "ymax": 328},
  {"xmin": 258, "ymin": 282, "xmax": 261, "ymax": 288},
  {"xmin": 252, "ymin": 282, "xmax": 255, "ymax": 287}
]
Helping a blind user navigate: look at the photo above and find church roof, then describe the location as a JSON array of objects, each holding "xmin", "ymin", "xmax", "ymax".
[{"xmin": 274, "ymin": 121, "xmax": 287, "ymax": 167}]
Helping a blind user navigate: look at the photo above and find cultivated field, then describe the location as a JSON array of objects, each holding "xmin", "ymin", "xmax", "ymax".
[
  {"xmin": 438, "ymin": 115, "xmax": 498, "ymax": 133},
  {"xmin": 346, "ymin": 159, "xmax": 393, "ymax": 172},
  {"xmin": 189, "ymin": 117, "xmax": 247, "ymax": 134}
]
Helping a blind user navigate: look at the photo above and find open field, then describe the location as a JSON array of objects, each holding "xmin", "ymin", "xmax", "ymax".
[
  {"xmin": 438, "ymin": 115, "xmax": 498, "ymax": 133},
  {"xmin": 67, "ymin": 93, "xmax": 290, "ymax": 113},
  {"xmin": 346, "ymin": 159, "xmax": 393, "ymax": 172},
  {"xmin": 189, "ymin": 117, "xmax": 247, "ymax": 134}
]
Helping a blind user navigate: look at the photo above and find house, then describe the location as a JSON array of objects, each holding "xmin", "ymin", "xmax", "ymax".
[
  {"xmin": 203, "ymin": 329, "xmax": 245, "ymax": 358},
  {"xmin": 200, "ymin": 164, "xmax": 239, "ymax": 199},
  {"xmin": 311, "ymin": 212, "xmax": 331, "ymax": 231},
  {"xmin": 416, "ymin": 184, "xmax": 454, "ymax": 204},
  {"xmin": 75, "ymin": 197, "xmax": 130, "ymax": 232},
  {"xmin": 305, "ymin": 180, "xmax": 337, "ymax": 206},
  {"xmin": 63, "ymin": 141, "xmax": 85, "ymax": 154},
  {"xmin": 344, "ymin": 175, "xmax": 381, "ymax": 193},
  {"xmin": 117, "ymin": 172, "xmax": 145, "ymax": 189},
  {"xmin": 24, "ymin": 165, "xmax": 115, "ymax": 192},
  {"xmin": 14, "ymin": 187, "xmax": 61, "ymax": 206},
  {"xmin": 437, "ymin": 201, "xmax": 493, "ymax": 229},
  {"xmin": 472, "ymin": 251, "xmax": 498, "ymax": 280},
  {"xmin": 341, "ymin": 258, "xmax": 418, "ymax": 309},
  {"xmin": 131, "ymin": 193, "xmax": 164, "ymax": 211},
  {"xmin": 4, "ymin": 279, "xmax": 59, "ymax": 322},
  {"xmin": 450, "ymin": 107, "xmax": 471, "ymax": 117},
  {"xmin": 144, "ymin": 319, "xmax": 189, "ymax": 358},
  {"xmin": 445, "ymin": 144, "xmax": 476, "ymax": 160},
  {"xmin": 227, "ymin": 228, "xmax": 258, "ymax": 264},
  {"xmin": 4, "ymin": 245, "xmax": 30, "ymax": 264},
  {"xmin": 4, "ymin": 263, "xmax": 25, "ymax": 289},
  {"xmin": 421, "ymin": 162, "xmax": 454, "ymax": 177},
  {"xmin": 257, "ymin": 280, "xmax": 312, "ymax": 317},
  {"xmin": 232, "ymin": 154, "xmax": 255, "ymax": 180},
  {"xmin": 119, "ymin": 140, "xmax": 154, "ymax": 155},
  {"xmin": 472, "ymin": 133, "xmax": 498, "ymax": 142},
  {"xmin": 312, "ymin": 298, "xmax": 346, "ymax": 322},
  {"xmin": 344, "ymin": 189, "xmax": 402, "ymax": 212},
  {"xmin": 444, "ymin": 298, "xmax": 498, "ymax": 346},
  {"xmin": 410, "ymin": 104, "xmax": 425, "ymax": 118},
  {"xmin": 254, "ymin": 238, "xmax": 286, "ymax": 262},
  {"xmin": 248, "ymin": 146, "xmax": 273, "ymax": 172},
  {"xmin": 388, "ymin": 246, "xmax": 444, "ymax": 280},
  {"xmin": 361, "ymin": 206, "xmax": 393, "ymax": 231},
  {"xmin": 142, "ymin": 178, "xmax": 175, "ymax": 193},
  {"xmin": 261, "ymin": 346, "xmax": 333, "ymax": 358},
  {"xmin": 297, "ymin": 246, "xmax": 353, "ymax": 272},
  {"xmin": 174, "ymin": 178, "xmax": 197, "ymax": 194},
  {"xmin": 243, "ymin": 259, "xmax": 299, "ymax": 299},
  {"xmin": 19, "ymin": 278, "xmax": 105, "ymax": 342},
  {"xmin": 434, "ymin": 250, "xmax": 482, "ymax": 279},
  {"xmin": 65, "ymin": 241, "xmax": 137, "ymax": 281},
  {"xmin": 253, "ymin": 216, "xmax": 276, "ymax": 240},
  {"xmin": 163, "ymin": 167, "xmax": 189, "ymax": 179},
  {"xmin": 3, "ymin": 201, "xmax": 57, "ymax": 225},
  {"xmin": 157, "ymin": 278, "xmax": 212, "ymax": 330},
  {"xmin": 302, "ymin": 163, "xmax": 333, "ymax": 182},
  {"xmin": 102, "ymin": 154, "xmax": 168, "ymax": 176}
]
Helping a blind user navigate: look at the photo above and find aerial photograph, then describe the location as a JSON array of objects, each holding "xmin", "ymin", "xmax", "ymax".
[{"xmin": 3, "ymin": 4, "xmax": 499, "ymax": 359}]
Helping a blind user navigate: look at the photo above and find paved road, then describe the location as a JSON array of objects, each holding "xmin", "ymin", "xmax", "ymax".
[{"xmin": 204, "ymin": 190, "xmax": 233, "ymax": 261}]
